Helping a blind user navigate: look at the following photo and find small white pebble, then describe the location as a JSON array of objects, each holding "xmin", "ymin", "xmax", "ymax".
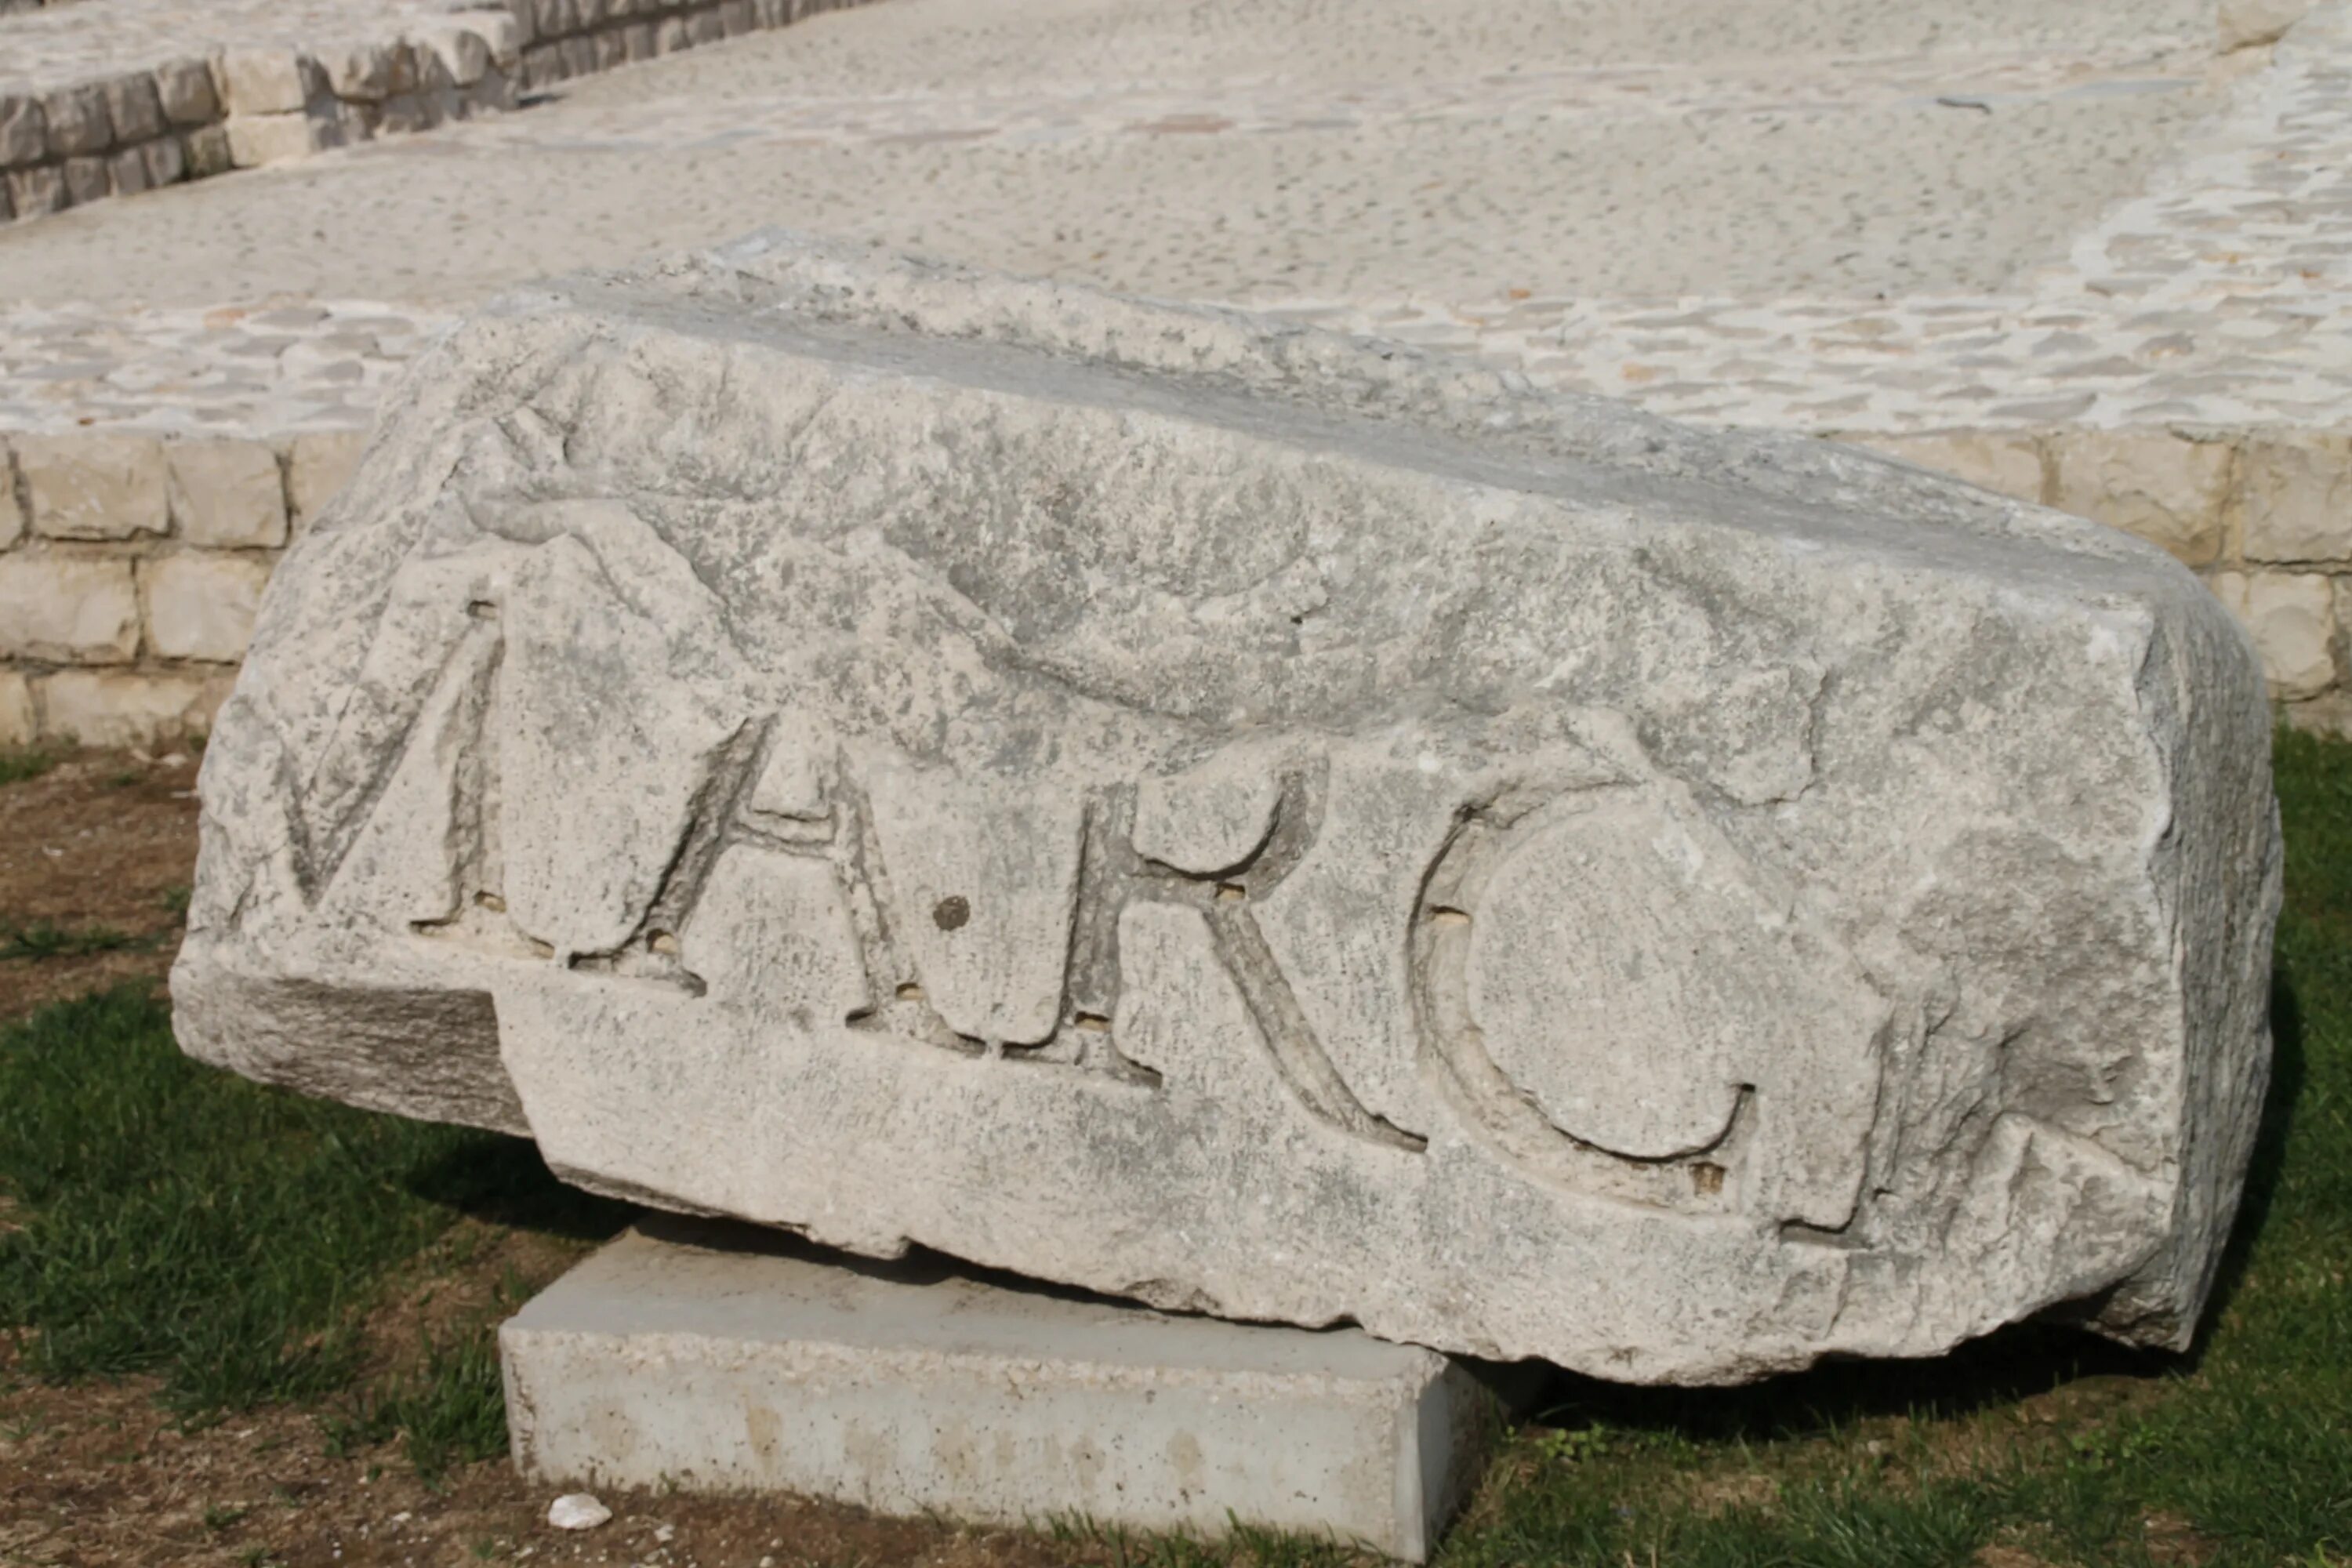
[
  {"xmin": 655, "ymin": 1523, "xmax": 677, "ymax": 1544},
  {"xmin": 548, "ymin": 1493, "xmax": 612, "ymax": 1531}
]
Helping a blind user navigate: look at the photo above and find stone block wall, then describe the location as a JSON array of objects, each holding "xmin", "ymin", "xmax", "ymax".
[
  {"xmin": 509, "ymin": 0, "xmax": 862, "ymax": 93},
  {"xmin": 0, "ymin": 0, "xmax": 873, "ymax": 225},
  {"xmin": 1849, "ymin": 425, "xmax": 2352, "ymax": 734},
  {"xmin": 4, "ymin": 422, "xmax": 2351, "ymax": 747},
  {"xmin": 0, "ymin": 430, "xmax": 362, "ymax": 745}
]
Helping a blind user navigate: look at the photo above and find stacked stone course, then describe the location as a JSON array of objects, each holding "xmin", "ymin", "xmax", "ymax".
[
  {"xmin": 510, "ymin": 0, "xmax": 864, "ymax": 94},
  {"xmin": 0, "ymin": 430, "xmax": 362, "ymax": 745},
  {"xmin": 0, "ymin": 0, "xmax": 874, "ymax": 225}
]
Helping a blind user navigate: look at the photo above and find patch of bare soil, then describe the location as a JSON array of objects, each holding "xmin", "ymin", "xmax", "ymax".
[
  {"xmin": 0, "ymin": 750, "xmax": 202, "ymax": 1022},
  {"xmin": 0, "ymin": 1361, "xmax": 1109, "ymax": 1568}
]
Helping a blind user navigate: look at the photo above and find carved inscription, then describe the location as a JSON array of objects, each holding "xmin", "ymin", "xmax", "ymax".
[{"xmin": 329, "ymin": 536, "xmax": 1882, "ymax": 1213}]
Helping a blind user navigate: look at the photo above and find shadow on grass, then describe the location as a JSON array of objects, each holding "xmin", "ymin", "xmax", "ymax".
[
  {"xmin": 397, "ymin": 1131, "xmax": 635, "ymax": 1245},
  {"xmin": 2188, "ymin": 961, "xmax": 2307, "ymax": 1358},
  {"xmin": 1519, "ymin": 959, "xmax": 2311, "ymax": 1452},
  {"xmin": 1526, "ymin": 1321, "xmax": 2162, "ymax": 1452}
]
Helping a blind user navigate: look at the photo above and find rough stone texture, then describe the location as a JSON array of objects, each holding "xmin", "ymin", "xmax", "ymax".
[
  {"xmin": 2238, "ymin": 433, "xmax": 2352, "ymax": 564},
  {"xmin": 153, "ymin": 58, "xmax": 219, "ymax": 126},
  {"xmin": 0, "ymin": 555, "xmax": 140, "ymax": 662},
  {"xmin": 0, "ymin": 95, "xmax": 45, "ymax": 166},
  {"xmin": 1849, "ymin": 430, "xmax": 2046, "ymax": 506},
  {"xmin": 2053, "ymin": 429, "xmax": 2234, "ymax": 568},
  {"xmin": 16, "ymin": 431, "xmax": 167, "ymax": 539},
  {"xmin": 216, "ymin": 52, "xmax": 318, "ymax": 117},
  {"xmin": 0, "ymin": 452, "xmax": 22, "ymax": 550},
  {"xmin": 2220, "ymin": 0, "xmax": 2316, "ymax": 49},
  {"xmin": 171, "ymin": 240, "xmax": 2281, "ymax": 1382},
  {"xmin": 285, "ymin": 429, "xmax": 366, "ymax": 530},
  {"xmin": 2212, "ymin": 569, "xmax": 2339, "ymax": 697},
  {"xmin": 38, "ymin": 666, "xmax": 230, "ymax": 744},
  {"xmin": 5, "ymin": 165, "xmax": 65, "ymax": 218},
  {"xmin": 181, "ymin": 122, "xmax": 232, "ymax": 179},
  {"xmin": 504, "ymin": 1219, "xmax": 1499, "ymax": 1561},
  {"xmin": 224, "ymin": 112, "xmax": 335, "ymax": 169},
  {"xmin": 38, "ymin": 83, "xmax": 108, "ymax": 156},
  {"xmin": 142, "ymin": 553, "xmax": 269, "ymax": 662},
  {"xmin": 100, "ymin": 72, "xmax": 163, "ymax": 144},
  {"xmin": 166, "ymin": 437, "xmax": 287, "ymax": 548},
  {"xmin": 0, "ymin": 670, "xmax": 34, "ymax": 746}
]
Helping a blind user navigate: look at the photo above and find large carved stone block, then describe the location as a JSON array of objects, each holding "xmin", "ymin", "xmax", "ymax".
[{"xmin": 172, "ymin": 236, "xmax": 2280, "ymax": 1384}]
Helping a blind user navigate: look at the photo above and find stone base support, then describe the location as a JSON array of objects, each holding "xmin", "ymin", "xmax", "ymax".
[{"xmin": 500, "ymin": 1220, "xmax": 1502, "ymax": 1563}]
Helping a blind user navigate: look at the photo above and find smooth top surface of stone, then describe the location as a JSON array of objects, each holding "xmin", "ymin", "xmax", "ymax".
[
  {"xmin": 173, "ymin": 234, "xmax": 2280, "ymax": 1384},
  {"xmin": 516, "ymin": 1221, "xmax": 1451, "ymax": 1381}
]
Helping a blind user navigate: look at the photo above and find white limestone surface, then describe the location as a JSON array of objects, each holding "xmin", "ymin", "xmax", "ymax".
[
  {"xmin": 172, "ymin": 237, "xmax": 2281, "ymax": 1384},
  {"xmin": 503, "ymin": 1219, "xmax": 1497, "ymax": 1560}
]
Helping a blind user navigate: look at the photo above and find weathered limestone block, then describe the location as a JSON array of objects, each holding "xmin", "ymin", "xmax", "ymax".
[
  {"xmin": 0, "ymin": 556, "xmax": 140, "ymax": 663},
  {"xmin": 107, "ymin": 147, "xmax": 150, "ymax": 198},
  {"xmin": 504, "ymin": 1218, "xmax": 1497, "ymax": 1561},
  {"xmin": 140, "ymin": 135, "xmax": 187, "ymax": 191},
  {"xmin": 225, "ymin": 112, "xmax": 339, "ymax": 169},
  {"xmin": 0, "ymin": 671, "xmax": 33, "ymax": 747},
  {"xmin": 16, "ymin": 434, "xmax": 169, "ymax": 540},
  {"xmin": 39, "ymin": 668, "xmax": 230, "ymax": 746},
  {"xmin": 39, "ymin": 84, "xmax": 110, "ymax": 157},
  {"xmin": 448, "ymin": 9, "xmax": 524, "ymax": 70},
  {"xmin": 60, "ymin": 155, "xmax": 107, "ymax": 205},
  {"xmin": 6, "ymin": 165, "xmax": 65, "ymax": 220},
  {"xmin": 101, "ymin": 73, "xmax": 165, "ymax": 144},
  {"xmin": 2052, "ymin": 428, "xmax": 2232, "ymax": 568},
  {"xmin": 143, "ymin": 553, "xmax": 272, "ymax": 662},
  {"xmin": 174, "ymin": 238, "xmax": 2281, "ymax": 1385},
  {"xmin": 412, "ymin": 22, "xmax": 494, "ymax": 89},
  {"xmin": 287, "ymin": 430, "xmax": 368, "ymax": 530},
  {"xmin": 0, "ymin": 95, "xmax": 47, "ymax": 167},
  {"xmin": 2212, "ymin": 569, "xmax": 2338, "ymax": 699},
  {"xmin": 153, "ymin": 59, "xmax": 220, "ymax": 126},
  {"xmin": 183, "ymin": 125, "xmax": 234, "ymax": 180},
  {"xmin": 168, "ymin": 437, "xmax": 289, "ymax": 547},
  {"xmin": 2238, "ymin": 432, "xmax": 2352, "ymax": 565},
  {"xmin": 218, "ymin": 51, "xmax": 321, "ymax": 117},
  {"xmin": 0, "ymin": 451, "xmax": 23, "ymax": 550},
  {"xmin": 322, "ymin": 41, "xmax": 399, "ymax": 103},
  {"xmin": 1847, "ymin": 430, "xmax": 2045, "ymax": 506}
]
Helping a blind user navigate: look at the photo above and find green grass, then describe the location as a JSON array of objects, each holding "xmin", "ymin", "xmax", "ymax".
[
  {"xmin": 0, "ymin": 746, "xmax": 59, "ymax": 787},
  {"xmin": 0, "ymin": 920, "xmax": 151, "ymax": 962},
  {"xmin": 0, "ymin": 986, "xmax": 624, "ymax": 1441},
  {"xmin": 976, "ymin": 727, "xmax": 2352, "ymax": 1568},
  {"xmin": 1414, "ymin": 724, "xmax": 2352, "ymax": 1568},
  {"xmin": 1, "ymin": 731, "xmax": 2349, "ymax": 1551},
  {"xmin": 321, "ymin": 1319, "xmax": 512, "ymax": 1482}
]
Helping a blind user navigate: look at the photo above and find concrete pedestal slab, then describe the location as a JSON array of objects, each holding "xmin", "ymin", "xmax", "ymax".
[{"xmin": 499, "ymin": 1218, "xmax": 1504, "ymax": 1562}]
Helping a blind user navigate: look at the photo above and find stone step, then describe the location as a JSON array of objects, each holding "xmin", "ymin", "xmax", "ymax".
[{"xmin": 500, "ymin": 1218, "xmax": 1510, "ymax": 1563}]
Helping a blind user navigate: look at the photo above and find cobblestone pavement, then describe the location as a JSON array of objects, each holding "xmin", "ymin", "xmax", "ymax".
[{"xmin": 2, "ymin": 0, "xmax": 2343, "ymax": 437}]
